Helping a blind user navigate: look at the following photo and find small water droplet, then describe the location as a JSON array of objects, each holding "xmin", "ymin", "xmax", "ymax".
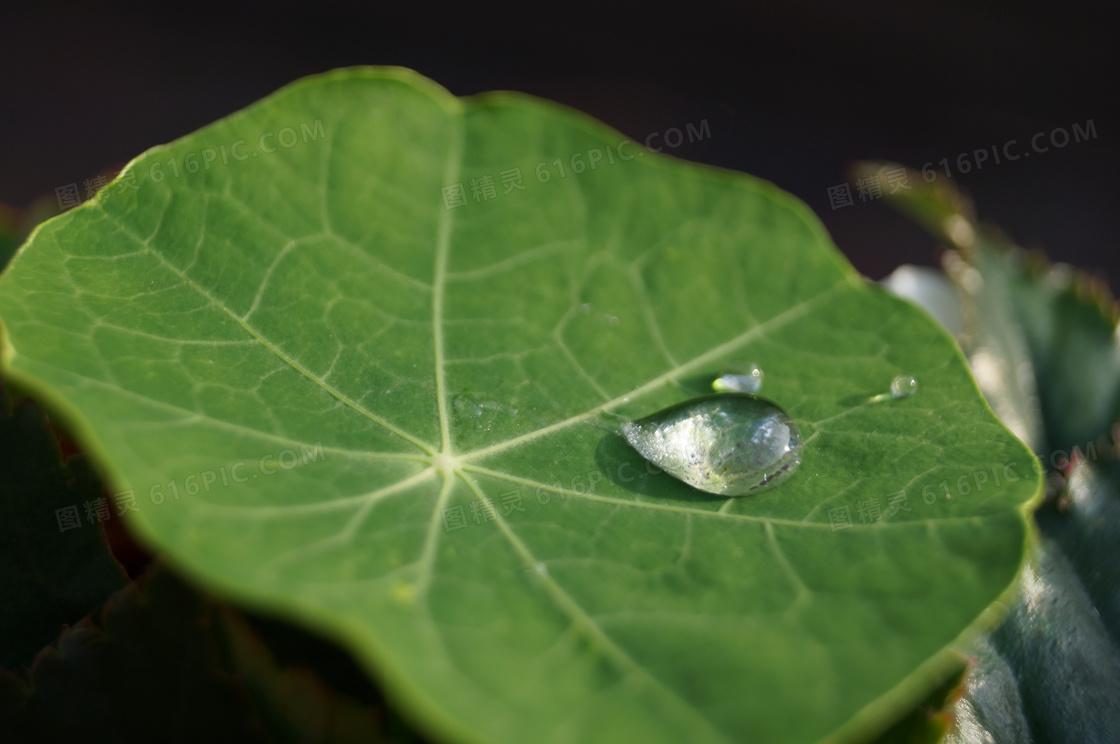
[
  {"xmin": 890, "ymin": 375, "xmax": 918, "ymax": 399},
  {"xmin": 620, "ymin": 393, "xmax": 802, "ymax": 497},
  {"xmin": 579, "ymin": 303, "xmax": 593, "ymax": 313},
  {"xmin": 712, "ymin": 361, "xmax": 763, "ymax": 394},
  {"xmin": 453, "ymin": 392, "xmax": 518, "ymax": 430},
  {"xmin": 606, "ymin": 314, "xmax": 620, "ymax": 326},
  {"xmin": 453, "ymin": 394, "xmax": 484, "ymax": 418},
  {"xmin": 869, "ymin": 374, "xmax": 918, "ymax": 403}
]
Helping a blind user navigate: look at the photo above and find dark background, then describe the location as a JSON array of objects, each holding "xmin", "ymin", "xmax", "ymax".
[{"xmin": 2, "ymin": 1, "xmax": 1117, "ymax": 288}]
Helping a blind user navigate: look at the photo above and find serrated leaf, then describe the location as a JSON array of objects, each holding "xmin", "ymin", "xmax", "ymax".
[
  {"xmin": 2, "ymin": 566, "xmax": 273, "ymax": 743},
  {"xmin": 213, "ymin": 590, "xmax": 395, "ymax": 743},
  {"xmin": 950, "ymin": 245, "xmax": 1048, "ymax": 453},
  {"xmin": 1047, "ymin": 460, "xmax": 1120, "ymax": 644},
  {"xmin": 1, "ymin": 564, "xmax": 395, "ymax": 743},
  {"xmin": 942, "ymin": 636, "xmax": 1031, "ymax": 744},
  {"xmin": 0, "ymin": 385, "xmax": 126, "ymax": 670},
  {"xmin": 0, "ymin": 68, "xmax": 1042, "ymax": 744},
  {"xmin": 968, "ymin": 515, "xmax": 1120, "ymax": 743},
  {"xmin": 999, "ymin": 262, "xmax": 1120, "ymax": 458},
  {"xmin": 851, "ymin": 162, "xmax": 1046, "ymax": 453},
  {"xmin": 943, "ymin": 462, "xmax": 1120, "ymax": 744},
  {"xmin": 868, "ymin": 160, "xmax": 1120, "ymax": 744},
  {"xmin": 857, "ymin": 161, "xmax": 1120, "ymax": 457}
]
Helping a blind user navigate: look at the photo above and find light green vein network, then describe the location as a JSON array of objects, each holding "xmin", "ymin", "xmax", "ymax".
[{"xmin": 0, "ymin": 67, "xmax": 1041, "ymax": 744}]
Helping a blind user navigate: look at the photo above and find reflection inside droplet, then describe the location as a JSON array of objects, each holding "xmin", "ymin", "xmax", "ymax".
[
  {"xmin": 620, "ymin": 393, "xmax": 802, "ymax": 497},
  {"xmin": 712, "ymin": 361, "xmax": 764, "ymax": 394}
]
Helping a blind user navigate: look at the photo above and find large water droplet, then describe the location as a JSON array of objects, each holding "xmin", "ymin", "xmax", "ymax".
[
  {"xmin": 712, "ymin": 361, "xmax": 764, "ymax": 394},
  {"xmin": 620, "ymin": 393, "xmax": 802, "ymax": 497}
]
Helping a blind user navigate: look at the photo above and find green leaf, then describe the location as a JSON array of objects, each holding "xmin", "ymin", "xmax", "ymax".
[{"xmin": 0, "ymin": 68, "xmax": 1041, "ymax": 744}]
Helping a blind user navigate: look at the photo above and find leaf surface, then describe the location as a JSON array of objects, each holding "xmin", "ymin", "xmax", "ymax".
[{"xmin": 0, "ymin": 69, "xmax": 1042, "ymax": 744}]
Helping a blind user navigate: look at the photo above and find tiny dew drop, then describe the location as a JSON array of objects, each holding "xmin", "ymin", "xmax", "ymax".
[
  {"xmin": 869, "ymin": 374, "xmax": 918, "ymax": 403},
  {"xmin": 890, "ymin": 375, "xmax": 918, "ymax": 399},
  {"xmin": 452, "ymin": 392, "xmax": 518, "ymax": 431},
  {"xmin": 712, "ymin": 361, "xmax": 764, "ymax": 394},
  {"xmin": 620, "ymin": 393, "xmax": 802, "ymax": 497}
]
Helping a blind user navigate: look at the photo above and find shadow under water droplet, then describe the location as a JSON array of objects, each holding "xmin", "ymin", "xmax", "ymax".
[
  {"xmin": 674, "ymin": 372, "xmax": 722, "ymax": 396},
  {"xmin": 838, "ymin": 392, "xmax": 875, "ymax": 407}
]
